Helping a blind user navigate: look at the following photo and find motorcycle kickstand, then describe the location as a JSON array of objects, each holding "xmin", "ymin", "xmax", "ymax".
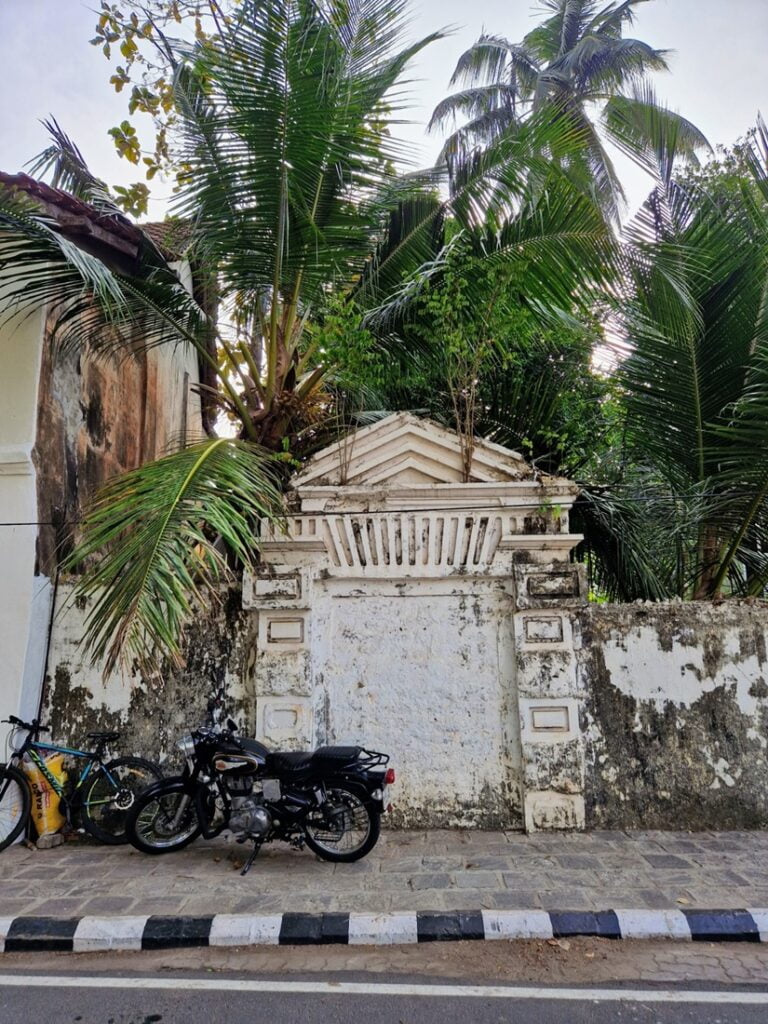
[{"xmin": 240, "ymin": 841, "xmax": 262, "ymax": 877}]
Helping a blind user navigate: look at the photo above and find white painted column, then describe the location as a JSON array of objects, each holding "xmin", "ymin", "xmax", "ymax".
[
  {"xmin": 513, "ymin": 563, "xmax": 588, "ymax": 830},
  {"xmin": 0, "ymin": 297, "xmax": 46, "ymax": 752}
]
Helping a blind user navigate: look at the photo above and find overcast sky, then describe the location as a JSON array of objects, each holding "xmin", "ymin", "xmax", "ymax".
[{"xmin": 1, "ymin": 0, "xmax": 766, "ymax": 219}]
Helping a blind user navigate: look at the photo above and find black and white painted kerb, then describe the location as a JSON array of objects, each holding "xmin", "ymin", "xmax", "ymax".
[{"xmin": 2, "ymin": 909, "xmax": 768, "ymax": 952}]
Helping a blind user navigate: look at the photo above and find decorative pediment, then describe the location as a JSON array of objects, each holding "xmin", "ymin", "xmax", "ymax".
[
  {"xmin": 293, "ymin": 413, "xmax": 534, "ymax": 488},
  {"xmin": 252, "ymin": 413, "xmax": 582, "ymax": 582}
]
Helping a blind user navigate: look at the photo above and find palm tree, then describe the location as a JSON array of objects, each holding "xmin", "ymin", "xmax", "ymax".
[
  {"xmin": 0, "ymin": 0, "xmax": 618, "ymax": 672},
  {"xmin": 430, "ymin": 0, "xmax": 704, "ymax": 216},
  {"xmin": 590, "ymin": 120, "xmax": 768, "ymax": 599}
]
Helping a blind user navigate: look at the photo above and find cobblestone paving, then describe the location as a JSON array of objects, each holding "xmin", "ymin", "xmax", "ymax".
[{"xmin": 2, "ymin": 829, "xmax": 768, "ymax": 918}]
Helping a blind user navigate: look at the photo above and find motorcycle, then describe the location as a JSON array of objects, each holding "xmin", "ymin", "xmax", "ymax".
[{"xmin": 125, "ymin": 716, "xmax": 395, "ymax": 874}]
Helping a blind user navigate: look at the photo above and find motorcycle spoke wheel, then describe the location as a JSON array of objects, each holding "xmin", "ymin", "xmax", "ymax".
[
  {"xmin": 304, "ymin": 787, "xmax": 377, "ymax": 860},
  {"xmin": 133, "ymin": 792, "xmax": 199, "ymax": 852}
]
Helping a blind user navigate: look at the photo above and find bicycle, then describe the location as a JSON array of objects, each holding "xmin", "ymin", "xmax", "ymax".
[{"xmin": 0, "ymin": 715, "xmax": 162, "ymax": 850}]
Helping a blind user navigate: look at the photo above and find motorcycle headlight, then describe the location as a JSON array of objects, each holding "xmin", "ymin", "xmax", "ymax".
[{"xmin": 176, "ymin": 733, "xmax": 196, "ymax": 759}]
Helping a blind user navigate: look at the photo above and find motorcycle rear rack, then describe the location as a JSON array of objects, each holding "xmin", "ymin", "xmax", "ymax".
[{"xmin": 355, "ymin": 748, "xmax": 390, "ymax": 770}]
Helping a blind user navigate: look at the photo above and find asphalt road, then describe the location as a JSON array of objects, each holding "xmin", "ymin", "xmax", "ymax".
[{"xmin": 2, "ymin": 974, "xmax": 768, "ymax": 1024}]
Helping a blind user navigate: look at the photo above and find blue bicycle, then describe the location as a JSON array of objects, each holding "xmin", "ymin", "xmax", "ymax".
[{"xmin": 0, "ymin": 715, "xmax": 162, "ymax": 849}]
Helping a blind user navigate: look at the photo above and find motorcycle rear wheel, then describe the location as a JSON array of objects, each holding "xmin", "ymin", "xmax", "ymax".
[
  {"xmin": 303, "ymin": 786, "xmax": 380, "ymax": 862},
  {"xmin": 128, "ymin": 787, "xmax": 201, "ymax": 854}
]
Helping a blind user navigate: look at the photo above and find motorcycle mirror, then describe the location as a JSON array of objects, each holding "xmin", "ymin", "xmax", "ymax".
[{"xmin": 227, "ymin": 717, "xmax": 237, "ymax": 733}]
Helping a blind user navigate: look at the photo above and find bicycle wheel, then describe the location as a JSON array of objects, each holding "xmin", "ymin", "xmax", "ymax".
[
  {"xmin": 81, "ymin": 757, "xmax": 162, "ymax": 845},
  {"xmin": 0, "ymin": 764, "xmax": 30, "ymax": 852}
]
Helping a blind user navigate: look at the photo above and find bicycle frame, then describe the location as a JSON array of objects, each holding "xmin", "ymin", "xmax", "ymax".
[{"xmin": 9, "ymin": 737, "xmax": 120, "ymax": 809}]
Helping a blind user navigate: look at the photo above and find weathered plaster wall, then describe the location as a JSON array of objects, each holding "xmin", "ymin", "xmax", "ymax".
[
  {"xmin": 577, "ymin": 601, "xmax": 768, "ymax": 830},
  {"xmin": 245, "ymin": 414, "xmax": 586, "ymax": 830},
  {"xmin": 513, "ymin": 563, "xmax": 587, "ymax": 831},
  {"xmin": 44, "ymin": 585, "xmax": 251, "ymax": 766},
  {"xmin": 310, "ymin": 578, "xmax": 521, "ymax": 829},
  {"xmin": 1, "ymin": 252, "xmax": 203, "ymax": 756},
  {"xmin": 34, "ymin": 299, "xmax": 202, "ymax": 575}
]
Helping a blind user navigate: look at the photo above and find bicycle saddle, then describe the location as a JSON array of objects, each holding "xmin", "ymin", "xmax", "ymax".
[{"xmin": 86, "ymin": 731, "xmax": 120, "ymax": 742}]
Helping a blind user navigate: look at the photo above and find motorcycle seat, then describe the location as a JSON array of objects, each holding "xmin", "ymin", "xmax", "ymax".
[
  {"xmin": 268, "ymin": 746, "xmax": 364, "ymax": 775},
  {"xmin": 312, "ymin": 746, "xmax": 362, "ymax": 765},
  {"xmin": 268, "ymin": 751, "xmax": 314, "ymax": 774}
]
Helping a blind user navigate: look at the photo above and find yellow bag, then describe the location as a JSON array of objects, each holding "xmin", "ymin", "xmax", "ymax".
[{"xmin": 22, "ymin": 754, "xmax": 67, "ymax": 836}]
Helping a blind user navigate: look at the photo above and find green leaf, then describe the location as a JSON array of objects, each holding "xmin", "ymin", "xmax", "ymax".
[{"xmin": 64, "ymin": 439, "xmax": 284, "ymax": 675}]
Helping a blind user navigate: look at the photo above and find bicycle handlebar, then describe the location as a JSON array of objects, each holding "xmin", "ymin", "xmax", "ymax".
[{"xmin": 3, "ymin": 715, "xmax": 50, "ymax": 733}]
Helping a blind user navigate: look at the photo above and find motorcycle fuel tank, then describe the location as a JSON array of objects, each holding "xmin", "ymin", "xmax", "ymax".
[{"xmin": 214, "ymin": 752, "xmax": 265, "ymax": 775}]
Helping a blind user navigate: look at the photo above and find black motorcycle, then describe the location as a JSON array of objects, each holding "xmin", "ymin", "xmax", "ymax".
[{"xmin": 125, "ymin": 718, "xmax": 394, "ymax": 874}]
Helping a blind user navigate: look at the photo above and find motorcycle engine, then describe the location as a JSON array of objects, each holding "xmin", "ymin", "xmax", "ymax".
[
  {"xmin": 221, "ymin": 774, "xmax": 271, "ymax": 837},
  {"xmin": 229, "ymin": 795, "xmax": 271, "ymax": 837}
]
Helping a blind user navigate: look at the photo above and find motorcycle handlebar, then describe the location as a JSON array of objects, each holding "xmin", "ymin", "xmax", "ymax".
[{"xmin": 192, "ymin": 723, "xmax": 235, "ymax": 744}]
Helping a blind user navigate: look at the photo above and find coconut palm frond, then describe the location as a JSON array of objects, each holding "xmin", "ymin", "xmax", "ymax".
[
  {"xmin": 170, "ymin": 0, "xmax": 445, "ymax": 307},
  {"xmin": 617, "ymin": 123, "xmax": 768, "ymax": 597},
  {"xmin": 0, "ymin": 191, "xmax": 211, "ymax": 367},
  {"xmin": 432, "ymin": 0, "xmax": 694, "ymax": 221},
  {"xmin": 367, "ymin": 107, "xmax": 619, "ymax": 332},
  {"xmin": 65, "ymin": 438, "xmax": 284, "ymax": 675},
  {"xmin": 603, "ymin": 83, "xmax": 711, "ymax": 188},
  {"xmin": 26, "ymin": 117, "xmax": 124, "ymax": 218}
]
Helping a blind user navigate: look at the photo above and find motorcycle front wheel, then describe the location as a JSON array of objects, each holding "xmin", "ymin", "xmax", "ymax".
[
  {"xmin": 128, "ymin": 786, "xmax": 201, "ymax": 854},
  {"xmin": 303, "ymin": 786, "xmax": 380, "ymax": 862}
]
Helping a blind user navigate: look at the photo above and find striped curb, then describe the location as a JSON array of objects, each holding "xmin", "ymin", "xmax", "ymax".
[{"xmin": 1, "ymin": 908, "xmax": 768, "ymax": 952}]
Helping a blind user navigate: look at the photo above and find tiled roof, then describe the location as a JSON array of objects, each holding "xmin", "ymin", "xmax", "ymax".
[
  {"xmin": 142, "ymin": 218, "xmax": 192, "ymax": 259},
  {"xmin": 0, "ymin": 171, "xmax": 188, "ymax": 260}
]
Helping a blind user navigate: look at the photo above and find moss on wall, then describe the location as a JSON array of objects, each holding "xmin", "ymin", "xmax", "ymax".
[{"xmin": 578, "ymin": 601, "xmax": 768, "ymax": 830}]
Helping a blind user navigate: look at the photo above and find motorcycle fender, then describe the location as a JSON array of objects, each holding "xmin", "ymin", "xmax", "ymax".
[
  {"xmin": 138, "ymin": 775, "xmax": 197, "ymax": 802},
  {"xmin": 324, "ymin": 776, "xmax": 386, "ymax": 814}
]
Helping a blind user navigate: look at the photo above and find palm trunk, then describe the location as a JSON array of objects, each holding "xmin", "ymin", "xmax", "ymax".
[{"xmin": 693, "ymin": 523, "xmax": 722, "ymax": 599}]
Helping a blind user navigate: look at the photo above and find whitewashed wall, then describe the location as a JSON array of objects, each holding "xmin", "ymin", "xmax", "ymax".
[
  {"xmin": 44, "ymin": 585, "xmax": 251, "ymax": 765},
  {"xmin": 310, "ymin": 577, "xmax": 521, "ymax": 828},
  {"xmin": 48, "ymin": 415, "xmax": 768, "ymax": 834},
  {"xmin": 0, "ymin": 292, "xmax": 50, "ymax": 754},
  {"xmin": 0, "ymin": 254, "xmax": 204, "ymax": 752}
]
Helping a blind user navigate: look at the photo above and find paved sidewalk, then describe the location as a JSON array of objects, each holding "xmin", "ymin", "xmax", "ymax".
[{"xmin": 1, "ymin": 829, "xmax": 766, "ymax": 919}]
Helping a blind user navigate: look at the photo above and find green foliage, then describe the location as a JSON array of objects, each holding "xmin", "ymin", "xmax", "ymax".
[
  {"xmin": 11, "ymin": 0, "xmax": 753, "ymax": 676},
  {"xmin": 431, "ymin": 0, "xmax": 708, "ymax": 218},
  {"xmin": 92, "ymin": 0, "xmax": 223, "ymax": 195},
  {"xmin": 64, "ymin": 439, "xmax": 283, "ymax": 675},
  {"xmin": 369, "ymin": 233, "xmax": 615, "ymax": 479},
  {"xmin": 309, "ymin": 293, "xmax": 380, "ymax": 393},
  {"xmin": 3, "ymin": 0, "xmax": 454, "ymax": 670},
  {"xmin": 112, "ymin": 181, "xmax": 151, "ymax": 217},
  {"xmin": 585, "ymin": 123, "xmax": 768, "ymax": 599},
  {"xmin": 108, "ymin": 119, "xmax": 141, "ymax": 164}
]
